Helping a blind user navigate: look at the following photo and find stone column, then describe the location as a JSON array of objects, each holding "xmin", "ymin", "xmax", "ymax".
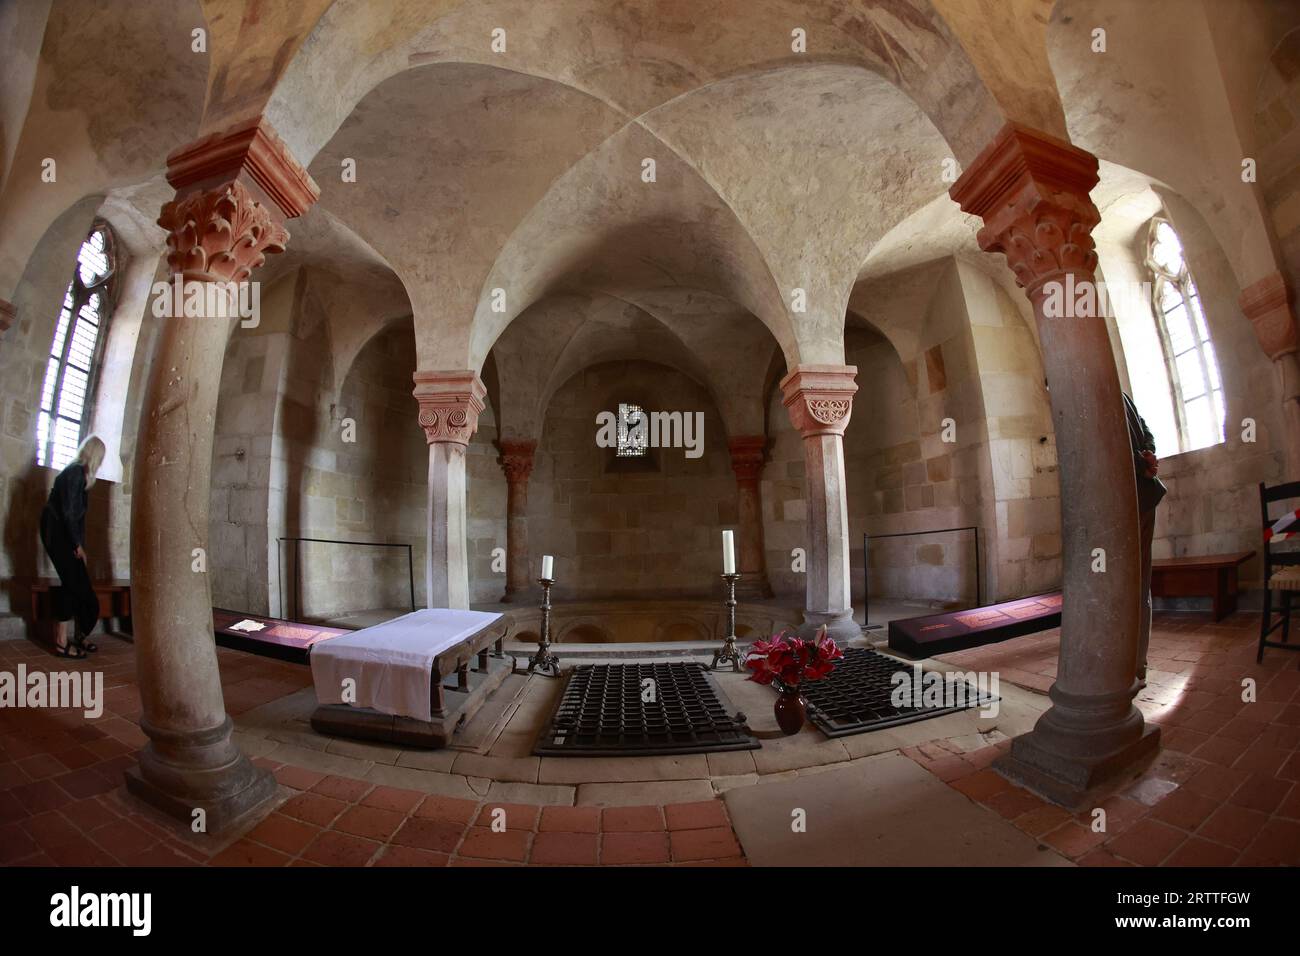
[
  {"xmin": 1240, "ymin": 273, "xmax": 1300, "ymax": 479},
  {"xmin": 781, "ymin": 365, "xmax": 859, "ymax": 643},
  {"xmin": 728, "ymin": 435, "xmax": 773, "ymax": 599},
  {"xmin": 498, "ymin": 439, "xmax": 536, "ymax": 602},
  {"xmin": 127, "ymin": 119, "xmax": 318, "ymax": 833},
  {"xmin": 951, "ymin": 122, "xmax": 1157, "ymax": 807},
  {"xmin": 414, "ymin": 370, "xmax": 487, "ymax": 609}
]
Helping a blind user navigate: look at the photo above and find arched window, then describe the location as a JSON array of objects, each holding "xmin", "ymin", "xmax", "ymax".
[
  {"xmin": 616, "ymin": 402, "xmax": 648, "ymax": 457},
  {"xmin": 1145, "ymin": 218, "xmax": 1225, "ymax": 453},
  {"xmin": 36, "ymin": 222, "xmax": 116, "ymax": 470}
]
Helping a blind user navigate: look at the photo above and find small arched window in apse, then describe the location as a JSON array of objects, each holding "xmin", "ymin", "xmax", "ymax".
[
  {"xmin": 1145, "ymin": 218, "xmax": 1225, "ymax": 454},
  {"xmin": 36, "ymin": 221, "xmax": 117, "ymax": 470},
  {"xmin": 617, "ymin": 402, "xmax": 648, "ymax": 458}
]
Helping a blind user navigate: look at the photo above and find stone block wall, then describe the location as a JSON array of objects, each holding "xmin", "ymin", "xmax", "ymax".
[
  {"xmin": 0, "ymin": 199, "xmax": 143, "ymax": 631},
  {"xmin": 209, "ymin": 288, "xmax": 508, "ymax": 620},
  {"xmin": 527, "ymin": 361, "xmax": 734, "ymax": 599},
  {"xmin": 1257, "ymin": 28, "xmax": 1300, "ymax": 304},
  {"xmin": 1146, "ymin": 192, "xmax": 1286, "ymax": 590},
  {"xmin": 955, "ymin": 260, "xmax": 1062, "ymax": 600},
  {"xmin": 761, "ymin": 387, "xmax": 807, "ymax": 602}
]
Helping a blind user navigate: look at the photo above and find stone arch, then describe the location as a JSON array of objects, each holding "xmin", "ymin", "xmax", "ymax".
[
  {"xmin": 528, "ymin": 358, "xmax": 736, "ymax": 599},
  {"xmin": 248, "ymin": 3, "xmax": 1021, "ymax": 377},
  {"xmin": 0, "ymin": 0, "xmax": 209, "ymax": 299},
  {"xmin": 489, "ymin": 290, "xmax": 777, "ymax": 445},
  {"xmin": 557, "ymin": 621, "xmax": 613, "ymax": 644},
  {"xmin": 260, "ymin": 0, "xmax": 1007, "ymax": 173},
  {"xmin": 654, "ymin": 618, "xmax": 709, "ymax": 643},
  {"xmin": 461, "ymin": 120, "xmax": 794, "ymax": 373},
  {"xmin": 1254, "ymin": 25, "xmax": 1300, "ymax": 294},
  {"xmin": 1046, "ymin": 0, "xmax": 1287, "ymax": 291}
]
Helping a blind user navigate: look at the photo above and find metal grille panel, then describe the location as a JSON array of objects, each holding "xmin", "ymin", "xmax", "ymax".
[
  {"xmin": 800, "ymin": 647, "xmax": 999, "ymax": 738},
  {"xmin": 534, "ymin": 662, "xmax": 758, "ymax": 756}
]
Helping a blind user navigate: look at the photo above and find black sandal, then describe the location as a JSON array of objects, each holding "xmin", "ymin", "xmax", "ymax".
[
  {"xmin": 55, "ymin": 640, "xmax": 88, "ymax": 659},
  {"xmin": 79, "ymin": 639, "xmax": 99, "ymax": 653}
]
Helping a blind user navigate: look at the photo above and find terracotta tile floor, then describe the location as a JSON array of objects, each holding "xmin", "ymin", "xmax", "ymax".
[
  {"xmin": 0, "ymin": 636, "xmax": 746, "ymax": 866},
  {"xmin": 916, "ymin": 610, "xmax": 1300, "ymax": 866},
  {"xmin": 3, "ymin": 609, "xmax": 1297, "ymax": 866}
]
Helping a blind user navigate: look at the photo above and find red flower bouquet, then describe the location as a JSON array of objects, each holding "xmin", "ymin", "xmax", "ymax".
[{"xmin": 744, "ymin": 626, "xmax": 843, "ymax": 692}]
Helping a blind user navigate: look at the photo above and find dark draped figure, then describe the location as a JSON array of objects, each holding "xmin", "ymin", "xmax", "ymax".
[
  {"xmin": 39, "ymin": 461, "xmax": 99, "ymax": 638},
  {"xmin": 1124, "ymin": 393, "xmax": 1167, "ymax": 680}
]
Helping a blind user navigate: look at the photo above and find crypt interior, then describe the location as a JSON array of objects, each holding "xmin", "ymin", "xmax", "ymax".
[{"xmin": 1, "ymin": 0, "xmax": 1300, "ymax": 868}]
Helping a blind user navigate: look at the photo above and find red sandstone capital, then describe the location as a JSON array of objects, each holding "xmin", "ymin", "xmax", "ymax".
[
  {"xmin": 499, "ymin": 439, "xmax": 538, "ymax": 482},
  {"xmin": 781, "ymin": 365, "xmax": 858, "ymax": 438},
  {"xmin": 157, "ymin": 118, "xmax": 320, "ymax": 284},
  {"xmin": 728, "ymin": 435, "xmax": 768, "ymax": 482},
  {"xmin": 949, "ymin": 122, "xmax": 1101, "ymax": 296},
  {"xmin": 413, "ymin": 370, "xmax": 488, "ymax": 445},
  {"xmin": 1239, "ymin": 272, "xmax": 1297, "ymax": 360}
]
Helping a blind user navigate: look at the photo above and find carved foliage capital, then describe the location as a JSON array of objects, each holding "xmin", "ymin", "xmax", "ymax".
[
  {"xmin": 977, "ymin": 192, "xmax": 1100, "ymax": 295},
  {"xmin": 780, "ymin": 365, "xmax": 858, "ymax": 438},
  {"xmin": 950, "ymin": 122, "xmax": 1101, "ymax": 295},
  {"xmin": 728, "ymin": 436, "xmax": 767, "ymax": 482},
  {"xmin": 499, "ymin": 439, "xmax": 537, "ymax": 483},
  {"xmin": 158, "ymin": 181, "xmax": 289, "ymax": 283},
  {"xmin": 158, "ymin": 118, "xmax": 320, "ymax": 284},
  {"xmin": 413, "ymin": 370, "xmax": 487, "ymax": 446},
  {"xmin": 1239, "ymin": 272, "xmax": 1297, "ymax": 360}
]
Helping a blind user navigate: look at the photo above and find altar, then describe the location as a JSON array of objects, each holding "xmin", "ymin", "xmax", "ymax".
[{"xmin": 309, "ymin": 608, "xmax": 514, "ymax": 749}]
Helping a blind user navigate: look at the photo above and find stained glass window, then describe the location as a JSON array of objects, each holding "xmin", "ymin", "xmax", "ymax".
[
  {"xmin": 36, "ymin": 223, "xmax": 115, "ymax": 469},
  {"xmin": 616, "ymin": 403, "xmax": 647, "ymax": 457},
  {"xmin": 1145, "ymin": 218, "xmax": 1225, "ymax": 453}
]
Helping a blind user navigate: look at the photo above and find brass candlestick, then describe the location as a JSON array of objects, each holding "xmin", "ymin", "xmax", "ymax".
[
  {"xmin": 710, "ymin": 572, "xmax": 744, "ymax": 671},
  {"xmin": 527, "ymin": 577, "xmax": 561, "ymax": 677}
]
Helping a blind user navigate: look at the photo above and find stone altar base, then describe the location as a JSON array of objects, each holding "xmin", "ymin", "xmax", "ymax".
[{"xmin": 311, "ymin": 653, "xmax": 516, "ymax": 749}]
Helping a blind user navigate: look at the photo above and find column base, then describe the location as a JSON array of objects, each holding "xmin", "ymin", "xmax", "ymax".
[
  {"xmin": 994, "ymin": 683, "xmax": 1161, "ymax": 810},
  {"xmin": 797, "ymin": 609, "xmax": 861, "ymax": 644},
  {"xmin": 124, "ymin": 716, "xmax": 280, "ymax": 835}
]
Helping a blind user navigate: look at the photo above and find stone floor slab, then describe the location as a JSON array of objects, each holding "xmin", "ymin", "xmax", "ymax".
[
  {"xmin": 538, "ymin": 753, "xmax": 710, "ymax": 785},
  {"xmin": 724, "ymin": 752, "xmax": 1072, "ymax": 867},
  {"xmin": 576, "ymin": 779, "xmax": 717, "ymax": 806},
  {"xmin": 750, "ymin": 732, "xmax": 851, "ymax": 774},
  {"xmin": 360, "ymin": 764, "xmax": 480, "ymax": 800},
  {"xmin": 484, "ymin": 780, "xmax": 576, "ymax": 805}
]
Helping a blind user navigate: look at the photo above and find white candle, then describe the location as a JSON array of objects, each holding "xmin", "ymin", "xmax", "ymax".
[
  {"xmin": 722, "ymin": 530, "xmax": 735, "ymax": 575},
  {"xmin": 541, "ymin": 554, "xmax": 554, "ymax": 580}
]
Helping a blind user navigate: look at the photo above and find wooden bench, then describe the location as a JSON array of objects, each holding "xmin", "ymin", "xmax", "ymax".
[
  {"xmin": 25, "ymin": 578, "xmax": 132, "ymax": 633},
  {"xmin": 1151, "ymin": 552, "xmax": 1255, "ymax": 621}
]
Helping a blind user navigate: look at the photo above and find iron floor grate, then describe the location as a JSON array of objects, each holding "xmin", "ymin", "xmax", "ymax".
[
  {"xmin": 534, "ymin": 661, "xmax": 759, "ymax": 757},
  {"xmin": 797, "ymin": 647, "xmax": 999, "ymax": 738}
]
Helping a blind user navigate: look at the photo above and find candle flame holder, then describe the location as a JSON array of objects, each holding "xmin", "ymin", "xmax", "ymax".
[
  {"xmin": 527, "ymin": 577, "xmax": 562, "ymax": 677},
  {"xmin": 710, "ymin": 572, "xmax": 745, "ymax": 672}
]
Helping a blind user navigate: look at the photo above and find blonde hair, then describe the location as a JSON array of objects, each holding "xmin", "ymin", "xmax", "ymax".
[{"xmin": 75, "ymin": 435, "xmax": 106, "ymax": 487}]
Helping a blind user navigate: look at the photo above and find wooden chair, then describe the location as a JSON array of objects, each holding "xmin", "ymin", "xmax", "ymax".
[{"xmin": 1258, "ymin": 480, "xmax": 1300, "ymax": 664}]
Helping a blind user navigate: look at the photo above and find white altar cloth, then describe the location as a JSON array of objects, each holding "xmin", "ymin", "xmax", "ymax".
[{"xmin": 310, "ymin": 609, "xmax": 503, "ymax": 723}]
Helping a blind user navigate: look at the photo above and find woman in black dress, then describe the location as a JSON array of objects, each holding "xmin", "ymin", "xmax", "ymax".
[{"xmin": 40, "ymin": 435, "xmax": 105, "ymax": 658}]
